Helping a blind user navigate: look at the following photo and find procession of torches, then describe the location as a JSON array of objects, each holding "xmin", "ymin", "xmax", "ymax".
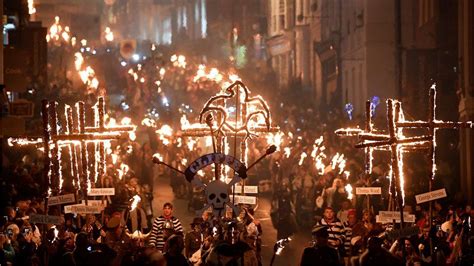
[
  {"xmin": 10, "ymin": 17, "xmax": 359, "ymax": 219},
  {"xmin": 11, "ymin": 16, "xmax": 474, "ymax": 244}
]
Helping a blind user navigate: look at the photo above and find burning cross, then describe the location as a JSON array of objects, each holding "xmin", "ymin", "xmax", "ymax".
[
  {"xmin": 336, "ymin": 100, "xmax": 431, "ymax": 227},
  {"xmin": 336, "ymin": 101, "xmax": 378, "ymax": 175},
  {"xmin": 395, "ymin": 84, "xmax": 473, "ymax": 181},
  {"xmin": 153, "ymin": 81, "xmax": 279, "ymax": 218},
  {"xmin": 181, "ymin": 81, "xmax": 279, "ymax": 182},
  {"xmin": 336, "ymin": 84, "xmax": 474, "ymax": 227},
  {"xmin": 8, "ymin": 97, "xmax": 135, "ymax": 205}
]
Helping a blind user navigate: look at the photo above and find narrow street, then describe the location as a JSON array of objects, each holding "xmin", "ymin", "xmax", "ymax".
[{"xmin": 152, "ymin": 172, "xmax": 311, "ymax": 265}]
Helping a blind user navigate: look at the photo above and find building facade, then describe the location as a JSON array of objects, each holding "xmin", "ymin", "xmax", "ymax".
[{"xmin": 458, "ymin": 0, "xmax": 474, "ymax": 204}]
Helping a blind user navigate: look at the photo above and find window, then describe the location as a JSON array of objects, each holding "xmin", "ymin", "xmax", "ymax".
[{"xmin": 270, "ymin": 0, "xmax": 286, "ymax": 35}]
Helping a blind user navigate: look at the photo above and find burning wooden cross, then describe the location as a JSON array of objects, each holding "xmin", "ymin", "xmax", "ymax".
[
  {"xmin": 154, "ymin": 81, "xmax": 279, "ymax": 217},
  {"xmin": 336, "ymin": 99, "xmax": 432, "ymax": 227},
  {"xmin": 336, "ymin": 101, "xmax": 377, "ymax": 175},
  {"xmin": 8, "ymin": 97, "xmax": 135, "ymax": 204},
  {"xmin": 181, "ymin": 81, "xmax": 279, "ymax": 183},
  {"xmin": 395, "ymin": 84, "xmax": 473, "ymax": 183}
]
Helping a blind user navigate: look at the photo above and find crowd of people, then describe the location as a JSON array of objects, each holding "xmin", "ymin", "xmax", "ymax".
[{"xmin": 1, "ymin": 20, "xmax": 474, "ymax": 265}]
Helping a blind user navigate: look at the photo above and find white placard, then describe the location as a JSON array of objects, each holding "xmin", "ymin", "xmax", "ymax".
[
  {"xmin": 81, "ymin": 200, "xmax": 107, "ymax": 210},
  {"xmin": 88, "ymin": 188, "xmax": 115, "ymax": 196},
  {"xmin": 48, "ymin": 194, "xmax": 76, "ymax": 206},
  {"xmin": 64, "ymin": 203, "xmax": 85, "ymax": 214},
  {"xmin": 377, "ymin": 211, "xmax": 416, "ymax": 223},
  {"xmin": 415, "ymin": 188, "xmax": 447, "ymax": 204},
  {"xmin": 69, "ymin": 205, "xmax": 102, "ymax": 214},
  {"xmin": 233, "ymin": 185, "xmax": 259, "ymax": 194},
  {"xmin": 355, "ymin": 187, "xmax": 382, "ymax": 195},
  {"xmin": 233, "ymin": 195, "xmax": 257, "ymax": 205},
  {"xmin": 29, "ymin": 214, "xmax": 63, "ymax": 225}
]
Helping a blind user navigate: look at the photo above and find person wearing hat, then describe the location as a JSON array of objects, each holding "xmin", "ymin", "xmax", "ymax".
[
  {"xmin": 300, "ymin": 226, "xmax": 341, "ymax": 266},
  {"xmin": 185, "ymin": 217, "xmax": 203, "ymax": 258},
  {"xmin": 104, "ymin": 216, "xmax": 131, "ymax": 265},
  {"xmin": 149, "ymin": 202, "xmax": 183, "ymax": 251}
]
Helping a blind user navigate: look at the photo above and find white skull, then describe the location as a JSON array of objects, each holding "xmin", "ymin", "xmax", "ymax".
[{"xmin": 205, "ymin": 180, "xmax": 230, "ymax": 210}]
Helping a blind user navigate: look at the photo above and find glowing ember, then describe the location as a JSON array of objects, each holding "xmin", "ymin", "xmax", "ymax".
[
  {"xmin": 104, "ymin": 27, "xmax": 114, "ymax": 42},
  {"xmin": 130, "ymin": 195, "xmax": 141, "ymax": 211},
  {"xmin": 28, "ymin": 0, "xmax": 36, "ymax": 15},
  {"xmin": 152, "ymin": 153, "xmax": 163, "ymax": 162},
  {"xmin": 74, "ymin": 52, "xmax": 84, "ymax": 71},
  {"xmin": 156, "ymin": 125, "xmax": 173, "ymax": 145},
  {"xmin": 128, "ymin": 132, "xmax": 137, "ymax": 141},
  {"xmin": 121, "ymin": 117, "xmax": 132, "ymax": 125},
  {"xmin": 141, "ymin": 118, "xmax": 156, "ymax": 127},
  {"xmin": 171, "ymin": 54, "xmax": 187, "ymax": 68},
  {"xmin": 298, "ymin": 152, "xmax": 307, "ymax": 166},
  {"xmin": 331, "ymin": 153, "xmax": 346, "ymax": 174},
  {"xmin": 345, "ymin": 184, "xmax": 353, "ymax": 200}
]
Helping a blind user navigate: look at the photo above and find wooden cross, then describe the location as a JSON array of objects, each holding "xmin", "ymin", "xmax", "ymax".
[
  {"xmin": 336, "ymin": 101, "xmax": 377, "ymax": 175},
  {"xmin": 181, "ymin": 81, "xmax": 279, "ymax": 193},
  {"xmin": 394, "ymin": 84, "xmax": 473, "ymax": 237},
  {"xmin": 395, "ymin": 84, "xmax": 473, "ymax": 182},
  {"xmin": 336, "ymin": 100, "xmax": 431, "ymax": 227},
  {"xmin": 9, "ymin": 97, "xmax": 135, "ymax": 206}
]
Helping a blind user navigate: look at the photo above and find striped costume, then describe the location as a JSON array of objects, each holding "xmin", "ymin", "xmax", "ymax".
[
  {"xmin": 149, "ymin": 216, "xmax": 183, "ymax": 251},
  {"xmin": 317, "ymin": 218, "xmax": 345, "ymax": 250},
  {"xmin": 343, "ymin": 221, "xmax": 352, "ymax": 256}
]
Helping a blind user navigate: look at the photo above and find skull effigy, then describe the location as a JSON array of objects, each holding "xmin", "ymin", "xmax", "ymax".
[{"xmin": 205, "ymin": 180, "xmax": 230, "ymax": 210}]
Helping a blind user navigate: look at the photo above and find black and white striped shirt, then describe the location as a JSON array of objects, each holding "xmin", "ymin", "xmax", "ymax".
[
  {"xmin": 317, "ymin": 218, "xmax": 345, "ymax": 249},
  {"xmin": 343, "ymin": 221, "xmax": 352, "ymax": 255},
  {"xmin": 149, "ymin": 216, "xmax": 183, "ymax": 250}
]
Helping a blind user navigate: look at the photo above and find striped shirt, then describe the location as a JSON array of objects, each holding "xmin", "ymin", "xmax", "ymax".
[
  {"xmin": 317, "ymin": 218, "xmax": 345, "ymax": 249},
  {"xmin": 149, "ymin": 216, "xmax": 183, "ymax": 251},
  {"xmin": 343, "ymin": 221, "xmax": 352, "ymax": 255}
]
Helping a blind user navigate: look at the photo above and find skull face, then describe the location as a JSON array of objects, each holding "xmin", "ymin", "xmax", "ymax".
[{"xmin": 205, "ymin": 180, "xmax": 230, "ymax": 210}]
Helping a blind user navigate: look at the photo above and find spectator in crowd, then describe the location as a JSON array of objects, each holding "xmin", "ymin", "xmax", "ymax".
[
  {"xmin": 149, "ymin": 202, "xmax": 183, "ymax": 251},
  {"xmin": 300, "ymin": 226, "xmax": 341, "ymax": 266},
  {"xmin": 316, "ymin": 207, "xmax": 345, "ymax": 254}
]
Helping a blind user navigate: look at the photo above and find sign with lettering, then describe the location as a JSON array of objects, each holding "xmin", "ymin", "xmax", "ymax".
[
  {"xmin": 184, "ymin": 153, "xmax": 247, "ymax": 182},
  {"xmin": 355, "ymin": 187, "xmax": 382, "ymax": 195},
  {"xmin": 29, "ymin": 214, "xmax": 62, "ymax": 225},
  {"xmin": 386, "ymin": 226, "xmax": 420, "ymax": 240},
  {"xmin": 233, "ymin": 195, "xmax": 257, "ymax": 205},
  {"xmin": 88, "ymin": 188, "xmax": 115, "ymax": 196},
  {"xmin": 232, "ymin": 185, "xmax": 258, "ymax": 194},
  {"xmin": 65, "ymin": 205, "xmax": 102, "ymax": 214},
  {"xmin": 81, "ymin": 200, "xmax": 107, "ymax": 210},
  {"xmin": 64, "ymin": 203, "xmax": 84, "ymax": 213},
  {"xmin": 48, "ymin": 194, "xmax": 76, "ymax": 206},
  {"xmin": 377, "ymin": 211, "xmax": 416, "ymax": 223},
  {"xmin": 415, "ymin": 188, "xmax": 447, "ymax": 204}
]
